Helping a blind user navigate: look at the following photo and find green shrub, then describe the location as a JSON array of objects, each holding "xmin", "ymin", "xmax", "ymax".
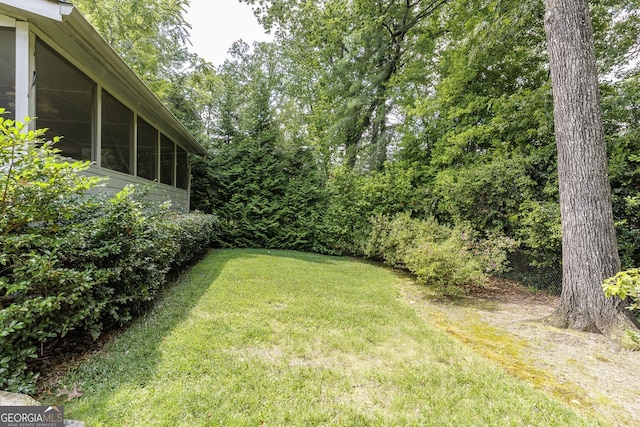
[
  {"xmin": 363, "ymin": 213, "xmax": 450, "ymax": 267},
  {"xmin": 404, "ymin": 238, "xmax": 486, "ymax": 295},
  {"xmin": 0, "ymin": 113, "xmax": 219, "ymax": 393},
  {"xmin": 432, "ymin": 156, "xmax": 536, "ymax": 236},
  {"xmin": 461, "ymin": 228, "xmax": 520, "ymax": 276},
  {"xmin": 1, "ymin": 188, "xmax": 218, "ymax": 393},
  {"xmin": 191, "ymin": 136, "xmax": 327, "ymax": 252},
  {"xmin": 613, "ymin": 195, "xmax": 640, "ymax": 269},
  {"xmin": 364, "ymin": 213, "xmax": 516, "ymax": 295},
  {"xmin": 324, "ymin": 164, "xmax": 429, "ymax": 255},
  {"xmin": 168, "ymin": 213, "xmax": 220, "ymax": 269},
  {"xmin": 0, "ymin": 114, "xmax": 103, "ymax": 393},
  {"xmin": 517, "ymin": 200, "xmax": 562, "ymax": 269},
  {"xmin": 602, "ymin": 268, "xmax": 640, "ymax": 315},
  {"xmin": 73, "ymin": 187, "xmax": 178, "ymax": 329}
]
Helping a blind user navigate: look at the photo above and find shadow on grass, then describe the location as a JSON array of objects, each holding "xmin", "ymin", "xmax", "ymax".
[
  {"xmin": 40, "ymin": 249, "xmax": 235, "ymax": 406},
  {"xmin": 47, "ymin": 249, "xmax": 347, "ymax": 410},
  {"xmin": 390, "ymin": 269, "xmax": 502, "ymax": 312}
]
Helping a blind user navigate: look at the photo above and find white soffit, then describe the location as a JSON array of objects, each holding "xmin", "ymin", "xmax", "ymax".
[{"xmin": 0, "ymin": 0, "xmax": 72, "ymax": 21}]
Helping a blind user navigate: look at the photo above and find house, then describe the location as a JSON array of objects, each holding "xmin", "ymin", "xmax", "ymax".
[{"xmin": 0, "ymin": 0, "xmax": 207, "ymax": 213}]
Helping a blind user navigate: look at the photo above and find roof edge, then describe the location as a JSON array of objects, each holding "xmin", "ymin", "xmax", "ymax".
[
  {"xmin": 0, "ymin": 0, "xmax": 207, "ymax": 156},
  {"xmin": 1, "ymin": 0, "xmax": 72, "ymax": 21},
  {"xmin": 62, "ymin": 9, "xmax": 207, "ymax": 155}
]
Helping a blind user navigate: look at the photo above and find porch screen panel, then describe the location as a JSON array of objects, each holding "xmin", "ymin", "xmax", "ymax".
[
  {"xmin": 136, "ymin": 117, "xmax": 158, "ymax": 181},
  {"xmin": 35, "ymin": 39, "xmax": 94, "ymax": 160},
  {"xmin": 160, "ymin": 134, "xmax": 174, "ymax": 186},
  {"xmin": 0, "ymin": 27, "xmax": 15, "ymax": 120},
  {"xmin": 101, "ymin": 90, "xmax": 132, "ymax": 174},
  {"xmin": 176, "ymin": 145, "xmax": 188, "ymax": 189}
]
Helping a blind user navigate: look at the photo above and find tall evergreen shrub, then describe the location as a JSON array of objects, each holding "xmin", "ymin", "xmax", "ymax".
[
  {"xmin": 191, "ymin": 77, "xmax": 329, "ymax": 252},
  {"xmin": 191, "ymin": 137, "xmax": 327, "ymax": 251}
]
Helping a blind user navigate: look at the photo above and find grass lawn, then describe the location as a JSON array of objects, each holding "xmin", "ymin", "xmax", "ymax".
[{"xmin": 55, "ymin": 249, "xmax": 597, "ymax": 426}]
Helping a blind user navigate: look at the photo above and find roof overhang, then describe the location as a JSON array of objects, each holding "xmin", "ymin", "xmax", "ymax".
[
  {"xmin": 1, "ymin": 0, "xmax": 73, "ymax": 21},
  {"xmin": 0, "ymin": 0, "xmax": 207, "ymax": 156}
]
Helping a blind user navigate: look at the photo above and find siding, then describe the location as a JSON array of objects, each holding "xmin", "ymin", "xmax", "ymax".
[{"xmin": 81, "ymin": 165, "xmax": 189, "ymax": 213}]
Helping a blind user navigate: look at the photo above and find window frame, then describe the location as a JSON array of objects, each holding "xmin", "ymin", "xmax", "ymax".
[{"xmin": 21, "ymin": 31, "xmax": 192, "ymax": 190}]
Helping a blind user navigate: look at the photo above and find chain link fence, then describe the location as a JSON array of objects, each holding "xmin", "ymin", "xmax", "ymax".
[{"xmin": 502, "ymin": 251, "xmax": 563, "ymax": 294}]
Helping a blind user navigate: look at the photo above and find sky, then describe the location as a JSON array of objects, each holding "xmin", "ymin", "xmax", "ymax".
[{"xmin": 185, "ymin": 0, "xmax": 273, "ymax": 66}]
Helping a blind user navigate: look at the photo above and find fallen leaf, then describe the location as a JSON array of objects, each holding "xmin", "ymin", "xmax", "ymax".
[{"xmin": 56, "ymin": 383, "xmax": 83, "ymax": 401}]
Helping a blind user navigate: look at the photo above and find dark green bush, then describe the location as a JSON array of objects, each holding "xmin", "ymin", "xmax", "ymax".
[
  {"xmin": 1, "ymin": 190, "xmax": 218, "ymax": 393},
  {"xmin": 0, "ymin": 114, "xmax": 218, "ymax": 393},
  {"xmin": 74, "ymin": 187, "xmax": 178, "ymax": 329},
  {"xmin": 432, "ymin": 156, "xmax": 537, "ymax": 237},
  {"xmin": 323, "ymin": 164, "xmax": 430, "ymax": 255},
  {"xmin": 76, "ymin": 190, "xmax": 219, "ymax": 330},
  {"xmin": 168, "ymin": 212, "xmax": 220, "ymax": 270},
  {"xmin": 1, "ymin": 115, "xmax": 102, "ymax": 393},
  {"xmin": 516, "ymin": 200, "xmax": 562, "ymax": 269},
  {"xmin": 191, "ymin": 135, "xmax": 328, "ymax": 252}
]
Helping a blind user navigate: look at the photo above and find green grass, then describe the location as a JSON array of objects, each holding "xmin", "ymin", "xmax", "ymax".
[{"xmin": 53, "ymin": 249, "xmax": 597, "ymax": 426}]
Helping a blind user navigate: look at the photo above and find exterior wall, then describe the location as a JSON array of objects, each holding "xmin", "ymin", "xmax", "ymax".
[
  {"xmin": 82, "ymin": 166, "xmax": 190, "ymax": 213},
  {"xmin": 0, "ymin": 3, "xmax": 206, "ymax": 214}
]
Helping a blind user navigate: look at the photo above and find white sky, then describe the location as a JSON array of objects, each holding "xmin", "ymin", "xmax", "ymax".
[{"xmin": 185, "ymin": 0, "xmax": 272, "ymax": 66}]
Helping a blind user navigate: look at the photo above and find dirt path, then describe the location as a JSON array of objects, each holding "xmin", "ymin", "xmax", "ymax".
[{"xmin": 397, "ymin": 277, "xmax": 639, "ymax": 427}]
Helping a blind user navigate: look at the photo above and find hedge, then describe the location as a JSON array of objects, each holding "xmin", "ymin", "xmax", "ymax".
[{"xmin": 0, "ymin": 113, "xmax": 218, "ymax": 393}]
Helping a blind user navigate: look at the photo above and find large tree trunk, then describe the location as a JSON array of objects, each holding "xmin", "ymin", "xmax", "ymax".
[{"xmin": 543, "ymin": 0, "xmax": 633, "ymax": 335}]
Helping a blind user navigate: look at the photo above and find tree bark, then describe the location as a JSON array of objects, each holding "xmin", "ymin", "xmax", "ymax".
[{"xmin": 543, "ymin": 0, "xmax": 634, "ymax": 335}]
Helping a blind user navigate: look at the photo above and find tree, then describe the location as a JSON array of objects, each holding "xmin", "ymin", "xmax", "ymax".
[
  {"xmin": 73, "ymin": 0, "xmax": 192, "ymax": 91},
  {"xmin": 73, "ymin": 0, "xmax": 216, "ymax": 137},
  {"xmin": 243, "ymin": 0, "xmax": 449, "ymax": 171},
  {"xmin": 190, "ymin": 44, "xmax": 328, "ymax": 251},
  {"xmin": 543, "ymin": 0, "xmax": 637, "ymax": 334}
]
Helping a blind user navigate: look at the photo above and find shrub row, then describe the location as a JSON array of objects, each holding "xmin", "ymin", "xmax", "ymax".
[
  {"xmin": 0, "ymin": 193, "xmax": 218, "ymax": 394},
  {"xmin": 0, "ymin": 115, "xmax": 218, "ymax": 393},
  {"xmin": 363, "ymin": 213, "xmax": 518, "ymax": 295},
  {"xmin": 1, "ymin": 193, "xmax": 218, "ymax": 394}
]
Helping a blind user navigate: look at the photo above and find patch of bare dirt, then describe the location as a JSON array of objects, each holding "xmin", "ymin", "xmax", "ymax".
[{"xmin": 397, "ymin": 277, "xmax": 639, "ymax": 427}]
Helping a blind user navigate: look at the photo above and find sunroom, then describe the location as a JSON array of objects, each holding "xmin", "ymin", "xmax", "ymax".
[{"xmin": 0, "ymin": 0, "xmax": 206, "ymax": 213}]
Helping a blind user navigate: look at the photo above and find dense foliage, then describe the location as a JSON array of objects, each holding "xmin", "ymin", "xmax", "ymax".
[
  {"xmin": 191, "ymin": 50, "xmax": 328, "ymax": 252},
  {"xmin": 192, "ymin": 137, "xmax": 327, "ymax": 252},
  {"xmin": 70, "ymin": 0, "xmax": 640, "ymax": 283},
  {"xmin": 188, "ymin": 0, "xmax": 640, "ymax": 292},
  {"xmin": 602, "ymin": 268, "xmax": 640, "ymax": 346},
  {"xmin": 363, "ymin": 213, "xmax": 517, "ymax": 294},
  {"xmin": 322, "ymin": 164, "xmax": 430, "ymax": 254},
  {"xmin": 603, "ymin": 269, "xmax": 640, "ymax": 315},
  {"xmin": 72, "ymin": 0, "xmax": 217, "ymax": 139},
  {"xmin": 0, "ymin": 115, "xmax": 218, "ymax": 393}
]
